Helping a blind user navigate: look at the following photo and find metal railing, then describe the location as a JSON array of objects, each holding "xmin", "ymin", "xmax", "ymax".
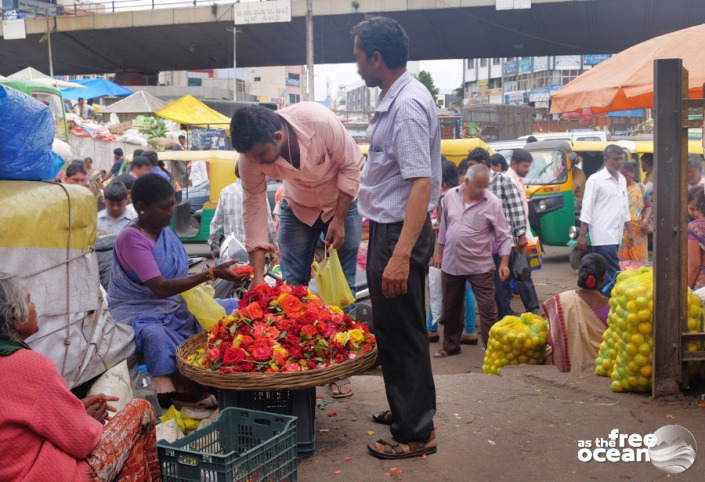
[{"xmin": 1, "ymin": 0, "xmax": 265, "ymax": 18}]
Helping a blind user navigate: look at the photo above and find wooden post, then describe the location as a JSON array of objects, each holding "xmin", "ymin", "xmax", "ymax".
[{"xmin": 652, "ymin": 59, "xmax": 689, "ymax": 399}]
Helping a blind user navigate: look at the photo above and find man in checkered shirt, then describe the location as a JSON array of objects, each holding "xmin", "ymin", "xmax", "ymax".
[{"xmin": 464, "ymin": 148, "xmax": 540, "ymax": 316}]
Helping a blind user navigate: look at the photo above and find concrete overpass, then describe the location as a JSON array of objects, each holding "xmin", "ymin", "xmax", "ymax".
[{"xmin": 1, "ymin": 0, "xmax": 705, "ymax": 76}]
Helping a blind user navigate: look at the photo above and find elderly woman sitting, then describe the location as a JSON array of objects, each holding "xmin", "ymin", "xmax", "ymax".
[{"xmin": 0, "ymin": 274, "xmax": 160, "ymax": 481}]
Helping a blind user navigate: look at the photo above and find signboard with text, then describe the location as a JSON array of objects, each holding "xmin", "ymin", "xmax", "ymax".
[
  {"xmin": 234, "ymin": 0, "xmax": 291, "ymax": 25},
  {"xmin": 583, "ymin": 54, "xmax": 610, "ymax": 66},
  {"xmin": 503, "ymin": 60, "xmax": 518, "ymax": 76},
  {"xmin": 555, "ymin": 55, "xmax": 581, "ymax": 70},
  {"xmin": 533, "ymin": 56, "xmax": 548, "ymax": 72},
  {"xmin": 518, "ymin": 58, "xmax": 532, "ymax": 75},
  {"xmin": 529, "ymin": 88, "xmax": 550, "ymax": 102}
]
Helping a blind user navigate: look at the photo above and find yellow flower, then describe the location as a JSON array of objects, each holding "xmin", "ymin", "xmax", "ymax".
[
  {"xmin": 233, "ymin": 334, "xmax": 243, "ymax": 348},
  {"xmin": 273, "ymin": 344, "xmax": 288, "ymax": 358},
  {"xmin": 334, "ymin": 331, "xmax": 350, "ymax": 346},
  {"xmin": 348, "ymin": 328, "xmax": 365, "ymax": 347},
  {"xmin": 330, "ymin": 305, "xmax": 343, "ymax": 314}
]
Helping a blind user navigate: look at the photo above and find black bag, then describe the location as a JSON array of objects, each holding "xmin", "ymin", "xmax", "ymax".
[{"xmin": 511, "ymin": 249, "xmax": 532, "ymax": 282}]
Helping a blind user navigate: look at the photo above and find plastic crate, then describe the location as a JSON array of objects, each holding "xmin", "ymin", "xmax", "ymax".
[
  {"xmin": 158, "ymin": 407, "xmax": 297, "ymax": 482},
  {"xmin": 219, "ymin": 388, "xmax": 316, "ymax": 457}
]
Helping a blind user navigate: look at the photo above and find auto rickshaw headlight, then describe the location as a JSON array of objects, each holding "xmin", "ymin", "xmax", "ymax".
[
  {"xmin": 538, "ymin": 200, "xmax": 548, "ymax": 211},
  {"xmin": 569, "ymin": 226, "xmax": 579, "ymax": 239}
]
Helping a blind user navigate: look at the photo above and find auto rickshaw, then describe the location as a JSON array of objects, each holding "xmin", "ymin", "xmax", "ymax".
[
  {"xmin": 359, "ymin": 138, "xmax": 493, "ymax": 166},
  {"xmin": 156, "ymin": 150, "xmax": 281, "ymax": 243}
]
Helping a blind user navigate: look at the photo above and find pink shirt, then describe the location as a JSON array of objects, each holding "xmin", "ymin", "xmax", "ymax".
[
  {"xmin": 438, "ymin": 184, "xmax": 511, "ymax": 275},
  {"xmin": 240, "ymin": 102, "xmax": 363, "ymax": 253},
  {"xmin": 0, "ymin": 349, "xmax": 102, "ymax": 482}
]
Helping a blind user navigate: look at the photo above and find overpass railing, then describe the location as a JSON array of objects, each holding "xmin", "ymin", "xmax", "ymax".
[{"xmin": 1, "ymin": 0, "xmax": 240, "ymax": 19}]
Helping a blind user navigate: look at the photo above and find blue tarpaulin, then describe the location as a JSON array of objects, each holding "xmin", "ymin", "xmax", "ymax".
[
  {"xmin": 61, "ymin": 78, "xmax": 132, "ymax": 101},
  {"xmin": 607, "ymin": 109, "xmax": 645, "ymax": 118}
]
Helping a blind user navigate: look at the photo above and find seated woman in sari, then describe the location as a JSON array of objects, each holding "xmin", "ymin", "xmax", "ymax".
[
  {"xmin": 108, "ymin": 174, "xmax": 248, "ymax": 395},
  {"xmin": 0, "ymin": 274, "xmax": 160, "ymax": 481},
  {"xmin": 541, "ymin": 254, "xmax": 609, "ymax": 373}
]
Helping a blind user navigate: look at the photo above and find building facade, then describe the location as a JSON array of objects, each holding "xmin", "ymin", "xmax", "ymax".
[
  {"xmin": 463, "ymin": 55, "xmax": 611, "ymax": 109},
  {"xmin": 244, "ymin": 65, "xmax": 304, "ymax": 108}
]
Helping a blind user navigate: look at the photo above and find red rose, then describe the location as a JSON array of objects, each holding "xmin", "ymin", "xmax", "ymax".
[
  {"xmin": 223, "ymin": 347, "xmax": 246, "ymax": 365},
  {"xmin": 278, "ymin": 319, "xmax": 292, "ymax": 332},
  {"xmin": 281, "ymin": 295, "xmax": 304, "ymax": 315},
  {"xmin": 300, "ymin": 311, "xmax": 317, "ymax": 325},
  {"xmin": 252, "ymin": 345, "xmax": 273, "ymax": 362},
  {"xmin": 240, "ymin": 335, "xmax": 254, "ymax": 349},
  {"xmin": 334, "ymin": 353, "xmax": 345, "ymax": 363},
  {"xmin": 316, "ymin": 321, "xmax": 328, "ymax": 335},
  {"xmin": 234, "ymin": 362, "xmax": 255, "ymax": 372},
  {"xmin": 289, "ymin": 345, "xmax": 304, "ymax": 359},
  {"xmin": 301, "ymin": 325, "xmax": 318, "ymax": 337},
  {"xmin": 291, "ymin": 285, "xmax": 309, "ymax": 298},
  {"xmin": 244, "ymin": 302, "xmax": 264, "ymax": 320},
  {"xmin": 284, "ymin": 333, "xmax": 301, "ymax": 346},
  {"xmin": 306, "ymin": 359, "xmax": 317, "ymax": 370}
]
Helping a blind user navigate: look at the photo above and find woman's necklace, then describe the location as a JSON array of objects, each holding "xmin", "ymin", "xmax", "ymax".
[{"xmin": 134, "ymin": 221, "xmax": 157, "ymax": 240}]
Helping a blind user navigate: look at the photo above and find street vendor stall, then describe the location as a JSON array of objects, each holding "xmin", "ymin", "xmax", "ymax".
[{"xmin": 156, "ymin": 95, "xmax": 231, "ymax": 150}]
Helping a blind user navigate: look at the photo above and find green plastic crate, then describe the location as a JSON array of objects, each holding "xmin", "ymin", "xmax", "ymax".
[{"xmin": 158, "ymin": 407, "xmax": 297, "ymax": 482}]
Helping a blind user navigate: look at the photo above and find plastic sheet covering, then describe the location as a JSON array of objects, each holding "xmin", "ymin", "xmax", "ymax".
[
  {"xmin": 0, "ymin": 181, "xmax": 134, "ymax": 388},
  {"xmin": 0, "ymin": 85, "xmax": 64, "ymax": 180}
]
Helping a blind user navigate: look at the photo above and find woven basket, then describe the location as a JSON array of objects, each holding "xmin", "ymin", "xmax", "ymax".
[{"xmin": 176, "ymin": 332, "xmax": 378, "ymax": 391}]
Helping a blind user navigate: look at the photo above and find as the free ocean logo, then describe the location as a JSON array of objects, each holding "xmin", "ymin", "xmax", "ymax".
[{"xmin": 577, "ymin": 425, "xmax": 697, "ymax": 474}]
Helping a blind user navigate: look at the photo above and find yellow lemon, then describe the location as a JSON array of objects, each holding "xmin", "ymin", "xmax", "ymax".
[
  {"xmin": 637, "ymin": 309, "xmax": 651, "ymax": 323},
  {"xmin": 626, "ymin": 300, "xmax": 638, "ymax": 313},
  {"xmin": 638, "ymin": 343, "xmax": 651, "ymax": 356},
  {"xmin": 627, "ymin": 313, "xmax": 639, "ymax": 327},
  {"xmin": 634, "ymin": 354, "xmax": 649, "ymax": 367},
  {"xmin": 630, "ymin": 333, "xmax": 645, "ymax": 346},
  {"xmin": 640, "ymin": 365, "xmax": 652, "ymax": 377},
  {"xmin": 687, "ymin": 317, "xmax": 698, "ymax": 331},
  {"xmin": 610, "ymin": 380, "xmax": 624, "ymax": 392},
  {"xmin": 638, "ymin": 322, "xmax": 652, "ymax": 336},
  {"xmin": 625, "ymin": 343, "xmax": 638, "ymax": 356}
]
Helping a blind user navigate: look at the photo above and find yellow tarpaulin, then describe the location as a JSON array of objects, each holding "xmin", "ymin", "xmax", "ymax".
[
  {"xmin": 156, "ymin": 95, "xmax": 230, "ymax": 127},
  {"xmin": 0, "ymin": 181, "xmax": 96, "ymax": 250}
]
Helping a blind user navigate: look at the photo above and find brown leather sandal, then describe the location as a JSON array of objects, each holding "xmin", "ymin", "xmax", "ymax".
[{"xmin": 367, "ymin": 437, "xmax": 437, "ymax": 460}]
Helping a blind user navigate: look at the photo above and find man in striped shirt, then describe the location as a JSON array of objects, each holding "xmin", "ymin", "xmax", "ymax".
[{"xmin": 353, "ymin": 16, "xmax": 439, "ymax": 460}]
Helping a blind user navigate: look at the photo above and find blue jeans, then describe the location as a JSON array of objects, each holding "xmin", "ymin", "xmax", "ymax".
[
  {"xmin": 278, "ymin": 199, "xmax": 362, "ymax": 293},
  {"xmin": 427, "ymin": 281, "xmax": 477, "ymax": 334},
  {"xmin": 592, "ymin": 244, "xmax": 621, "ymax": 290}
]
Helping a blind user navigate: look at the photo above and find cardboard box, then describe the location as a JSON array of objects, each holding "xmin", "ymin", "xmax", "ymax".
[{"xmin": 525, "ymin": 238, "xmax": 543, "ymax": 270}]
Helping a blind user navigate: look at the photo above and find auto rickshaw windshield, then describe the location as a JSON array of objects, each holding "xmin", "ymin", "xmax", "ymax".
[{"xmin": 525, "ymin": 150, "xmax": 569, "ymax": 185}]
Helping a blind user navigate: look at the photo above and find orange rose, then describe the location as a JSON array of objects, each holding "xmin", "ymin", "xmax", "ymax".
[
  {"xmin": 281, "ymin": 295, "xmax": 303, "ymax": 315},
  {"xmin": 245, "ymin": 302, "xmax": 264, "ymax": 320}
]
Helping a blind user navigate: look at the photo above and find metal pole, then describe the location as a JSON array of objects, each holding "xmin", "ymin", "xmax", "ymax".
[
  {"xmin": 232, "ymin": 28, "xmax": 237, "ymax": 101},
  {"xmin": 306, "ymin": 0, "xmax": 314, "ymax": 101},
  {"xmin": 652, "ymin": 58, "xmax": 688, "ymax": 399},
  {"xmin": 46, "ymin": 16, "xmax": 54, "ymax": 77}
]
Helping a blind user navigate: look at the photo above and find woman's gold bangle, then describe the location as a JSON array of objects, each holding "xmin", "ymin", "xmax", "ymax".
[{"xmin": 207, "ymin": 267, "xmax": 216, "ymax": 281}]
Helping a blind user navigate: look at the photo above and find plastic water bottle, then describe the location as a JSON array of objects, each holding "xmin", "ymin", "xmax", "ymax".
[{"xmin": 132, "ymin": 365, "xmax": 163, "ymax": 417}]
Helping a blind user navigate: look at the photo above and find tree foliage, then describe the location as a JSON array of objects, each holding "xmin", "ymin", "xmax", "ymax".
[{"xmin": 416, "ymin": 70, "xmax": 439, "ymax": 98}]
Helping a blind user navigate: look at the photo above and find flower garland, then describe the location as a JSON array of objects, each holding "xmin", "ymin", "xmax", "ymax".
[{"xmin": 185, "ymin": 282, "xmax": 375, "ymax": 373}]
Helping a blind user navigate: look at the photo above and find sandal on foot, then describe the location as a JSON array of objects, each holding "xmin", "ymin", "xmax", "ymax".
[
  {"xmin": 428, "ymin": 333, "xmax": 440, "ymax": 343},
  {"xmin": 367, "ymin": 438, "xmax": 437, "ymax": 460},
  {"xmin": 433, "ymin": 349, "xmax": 460, "ymax": 358},
  {"xmin": 329, "ymin": 378, "xmax": 354, "ymax": 399},
  {"xmin": 372, "ymin": 410, "xmax": 393, "ymax": 425}
]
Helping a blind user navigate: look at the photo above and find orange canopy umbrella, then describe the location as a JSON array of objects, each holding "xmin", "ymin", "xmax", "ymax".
[{"xmin": 550, "ymin": 23, "xmax": 705, "ymax": 114}]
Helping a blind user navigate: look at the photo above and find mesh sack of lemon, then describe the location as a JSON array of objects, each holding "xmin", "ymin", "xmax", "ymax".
[
  {"xmin": 595, "ymin": 267, "xmax": 703, "ymax": 393},
  {"xmin": 482, "ymin": 313, "xmax": 549, "ymax": 375}
]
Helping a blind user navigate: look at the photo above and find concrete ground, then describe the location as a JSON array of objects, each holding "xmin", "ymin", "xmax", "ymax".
[
  {"xmin": 188, "ymin": 243, "xmax": 705, "ymax": 480},
  {"xmin": 297, "ymin": 247, "xmax": 705, "ymax": 481}
]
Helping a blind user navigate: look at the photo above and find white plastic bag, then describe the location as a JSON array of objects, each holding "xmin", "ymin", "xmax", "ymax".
[
  {"xmin": 428, "ymin": 267, "xmax": 443, "ymax": 327},
  {"xmin": 86, "ymin": 360, "xmax": 133, "ymax": 416}
]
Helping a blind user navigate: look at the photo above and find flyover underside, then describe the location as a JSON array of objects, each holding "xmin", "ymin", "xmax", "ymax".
[{"xmin": 1, "ymin": 0, "xmax": 704, "ymax": 75}]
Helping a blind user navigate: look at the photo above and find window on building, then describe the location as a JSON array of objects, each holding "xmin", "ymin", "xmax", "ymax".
[
  {"xmin": 254, "ymin": 77, "xmax": 261, "ymax": 82},
  {"xmin": 288, "ymin": 73, "xmax": 300, "ymax": 81},
  {"xmin": 480, "ymin": 58, "xmax": 488, "ymax": 67},
  {"xmin": 493, "ymin": 58, "xmax": 501, "ymax": 65},
  {"xmin": 289, "ymin": 93, "xmax": 301, "ymax": 104},
  {"xmin": 467, "ymin": 59, "xmax": 476, "ymax": 69}
]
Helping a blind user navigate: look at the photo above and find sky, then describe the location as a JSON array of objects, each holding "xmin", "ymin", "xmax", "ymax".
[{"xmin": 313, "ymin": 59, "xmax": 464, "ymax": 101}]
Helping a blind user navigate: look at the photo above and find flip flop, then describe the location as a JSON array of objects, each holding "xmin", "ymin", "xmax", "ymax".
[
  {"xmin": 372, "ymin": 410, "xmax": 393, "ymax": 425},
  {"xmin": 367, "ymin": 438, "xmax": 437, "ymax": 460},
  {"xmin": 329, "ymin": 379, "xmax": 354, "ymax": 399}
]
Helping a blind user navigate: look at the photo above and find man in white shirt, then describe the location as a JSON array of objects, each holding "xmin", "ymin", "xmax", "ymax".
[
  {"xmin": 97, "ymin": 180, "xmax": 137, "ymax": 236},
  {"xmin": 189, "ymin": 161, "xmax": 208, "ymax": 187},
  {"xmin": 209, "ymin": 163, "xmax": 276, "ymax": 258},
  {"xmin": 577, "ymin": 145, "xmax": 631, "ymax": 285}
]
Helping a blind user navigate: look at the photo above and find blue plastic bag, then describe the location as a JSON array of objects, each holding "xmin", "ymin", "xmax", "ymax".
[{"xmin": 0, "ymin": 85, "xmax": 64, "ymax": 181}]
